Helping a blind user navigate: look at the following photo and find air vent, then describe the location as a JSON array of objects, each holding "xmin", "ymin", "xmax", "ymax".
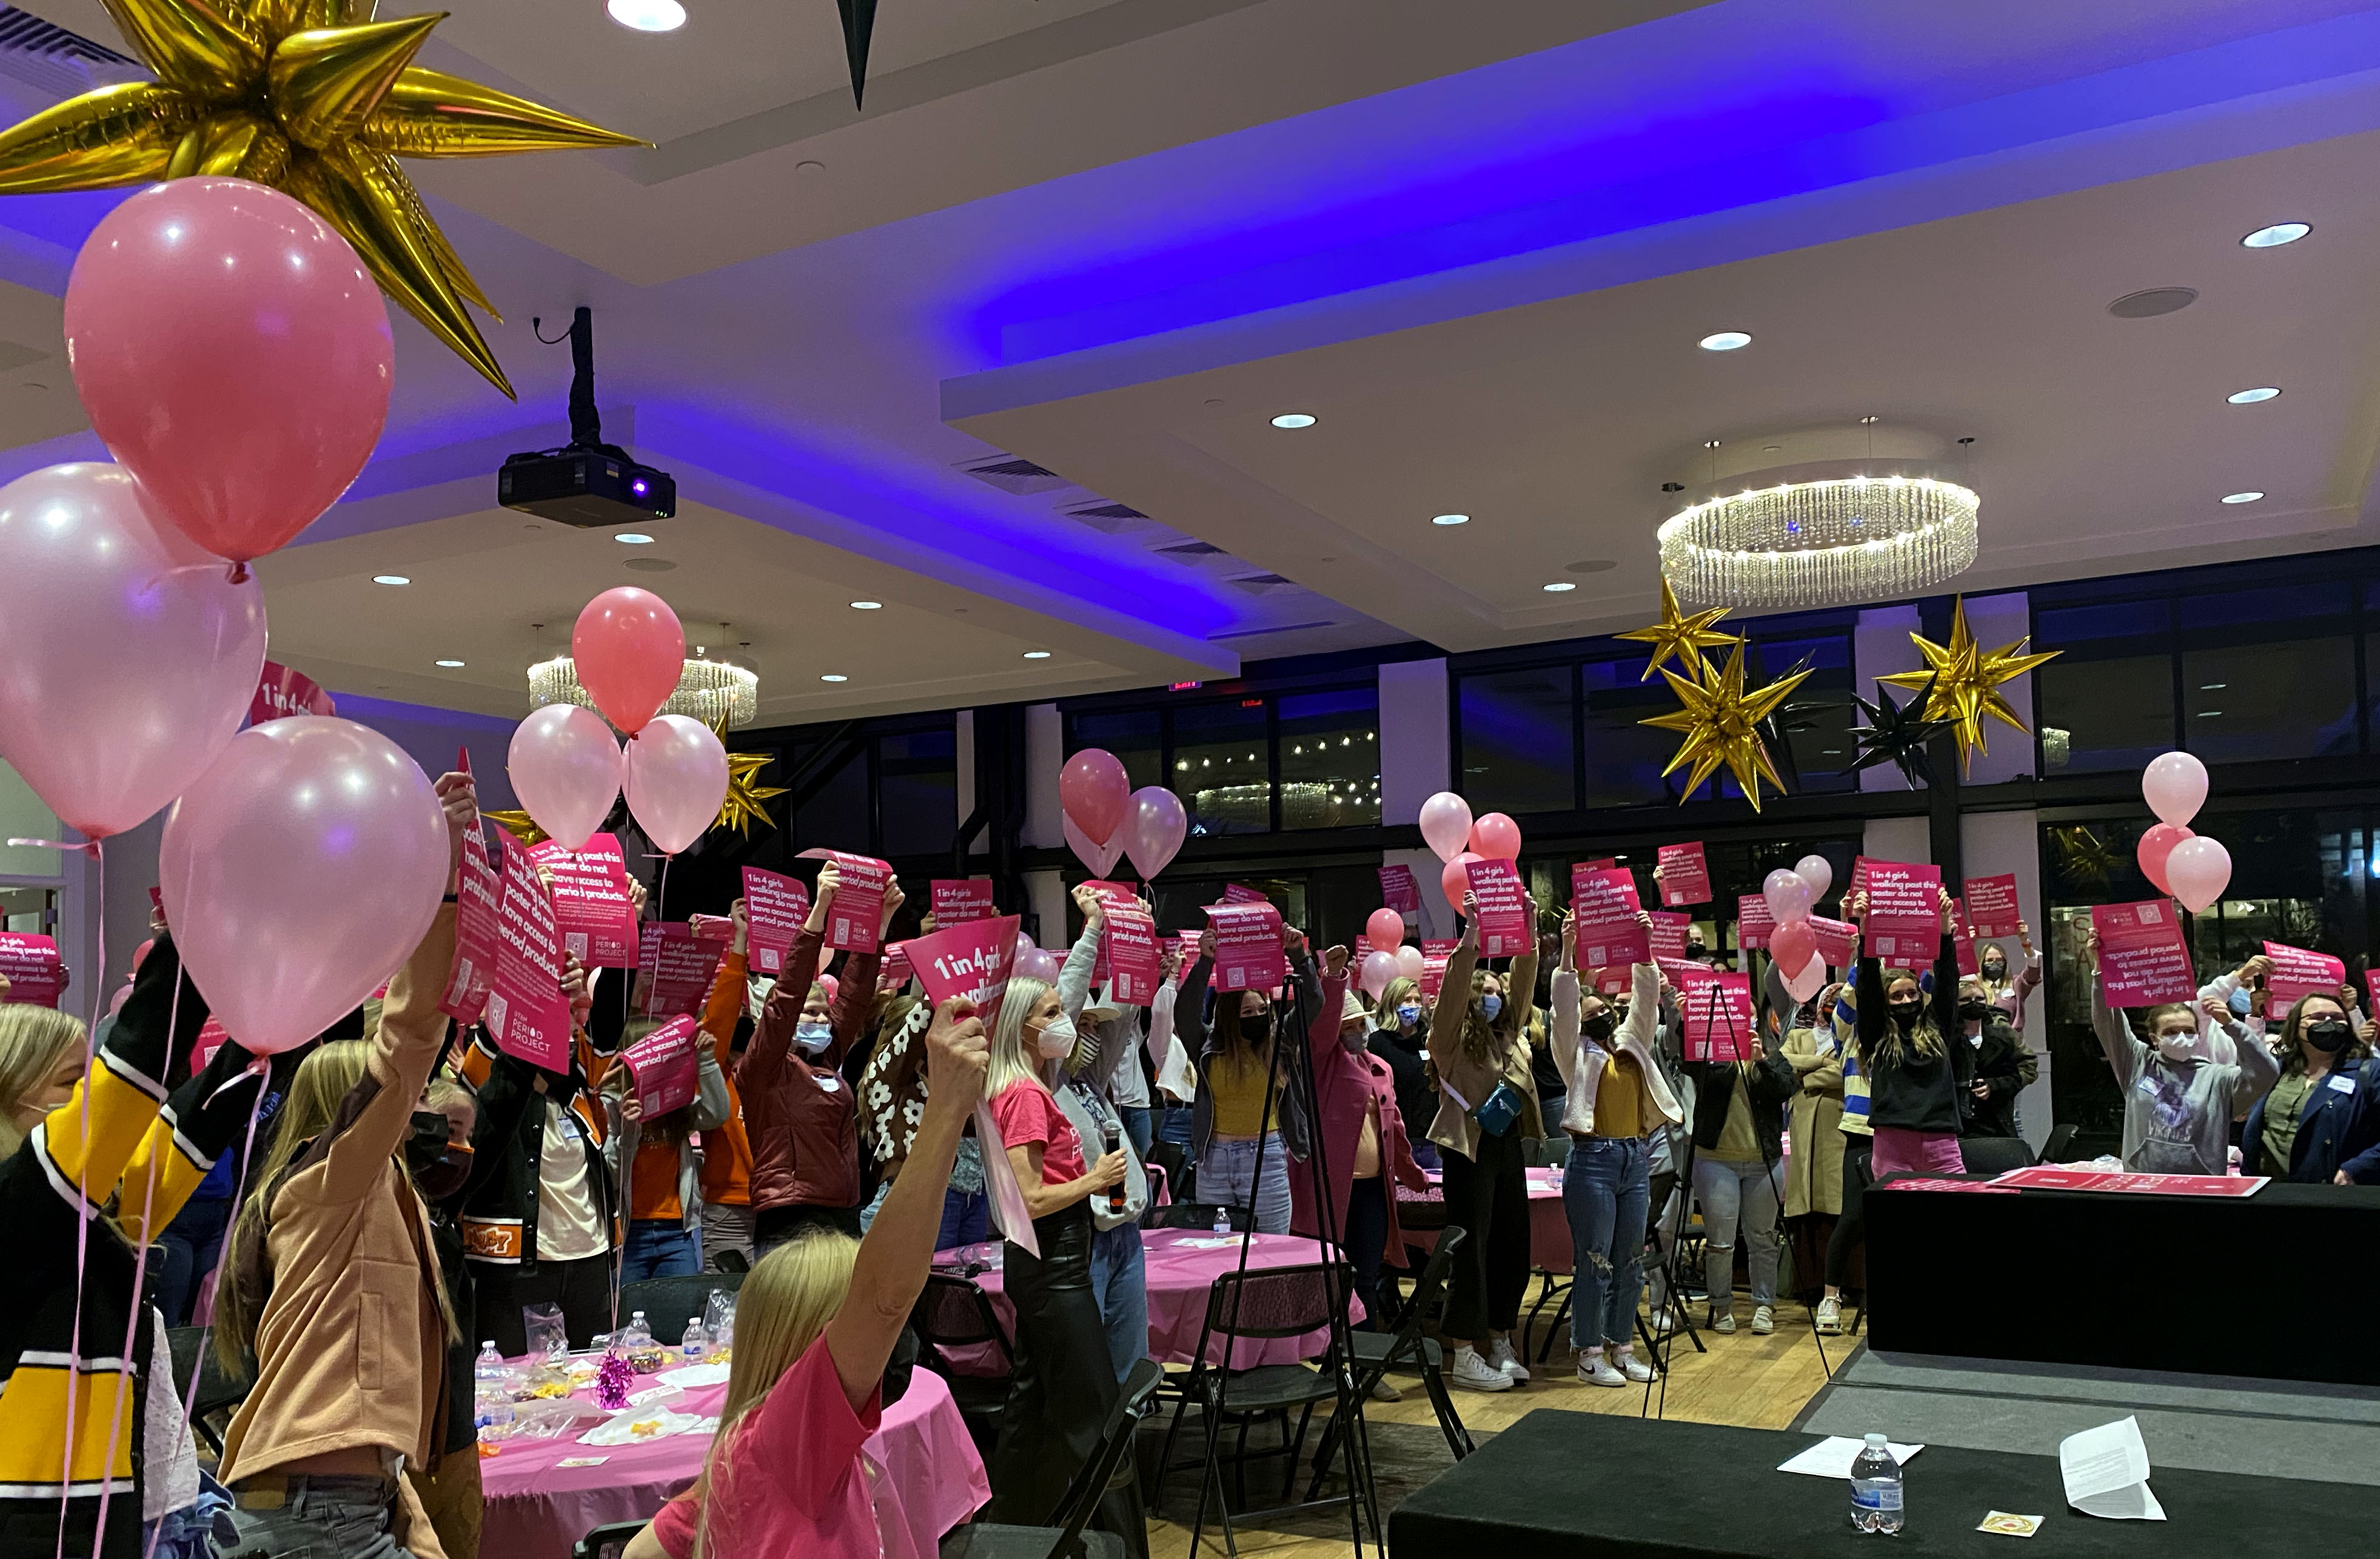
[
  {"xmin": 0, "ymin": 7, "xmax": 143, "ymax": 96},
  {"xmin": 956, "ymin": 454, "xmax": 1071, "ymax": 495},
  {"xmin": 1208, "ymin": 620, "xmax": 1338, "ymax": 641},
  {"xmin": 1155, "ymin": 540, "xmax": 1227, "ymax": 560},
  {"xmin": 1226, "ymin": 572, "xmax": 1298, "ymax": 594},
  {"xmin": 1061, "ymin": 499, "xmax": 1151, "ymax": 536}
]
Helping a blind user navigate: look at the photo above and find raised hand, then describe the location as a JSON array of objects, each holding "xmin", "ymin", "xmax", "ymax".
[
  {"xmin": 729, "ymin": 896, "xmax": 749, "ymax": 955},
  {"xmin": 922, "ymin": 997, "xmax": 990, "ymax": 1115},
  {"xmin": 879, "ymin": 876, "xmax": 907, "ymax": 936},
  {"xmin": 1322, "ymin": 944, "xmax": 1350, "ymax": 979}
]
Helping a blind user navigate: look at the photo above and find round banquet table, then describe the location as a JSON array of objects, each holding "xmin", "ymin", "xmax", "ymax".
[
  {"xmin": 1399, "ymin": 1165, "xmax": 1571, "ymax": 1273},
  {"xmin": 477, "ymin": 1356, "xmax": 988, "ymax": 1559},
  {"xmin": 947, "ymin": 1229, "xmax": 1353, "ymax": 1369}
]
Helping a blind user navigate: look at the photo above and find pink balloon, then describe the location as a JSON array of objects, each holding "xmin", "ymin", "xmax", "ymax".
[
  {"xmin": 508, "ymin": 705, "xmax": 624, "ymax": 853},
  {"xmin": 1017, "ymin": 947, "xmax": 1061, "ymax": 983},
  {"xmin": 2166, "ymin": 836, "xmax": 2233, "ymax": 914},
  {"xmin": 0, "ymin": 463, "xmax": 264, "ymax": 839},
  {"xmin": 573, "ymin": 588, "xmax": 685, "ymax": 735},
  {"xmin": 1794, "ymin": 854, "xmax": 1834, "ymax": 901},
  {"xmin": 1124, "ymin": 787, "xmax": 1188, "ymax": 880},
  {"xmin": 1064, "ymin": 813, "xmax": 1124, "ymax": 878},
  {"xmin": 107, "ymin": 982, "xmax": 134, "ymax": 1019},
  {"xmin": 1763, "ymin": 868, "xmax": 1814, "ymax": 925},
  {"xmin": 2136, "ymin": 823, "xmax": 2194, "ymax": 896},
  {"xmin": 1359, "ymin": 950, "xmax": 1398, "ymax": 998},
  {"xmin": 1366, "ymin": 908, "xmax": 1407, "ymax": 956},
  {"xmin": 1768, "ymin": 918, "xmax": 1818, "ymax": 975},
  {"xmin": 1014, "ymin": 928, "xmax": 1037, "ymax": 954},
  {"xmin": 1419, "ymin": 792, "xmax": 1473, "ymax": 863},
  {"xmin": 1469, "ymin": 812, "xmax": 1523, "ymax": 862},
  {"xmin": 1780, "ymin": 948, "xmax": 1828, "ymax": 1004},
  {"xmin": 2142, "ymin": 751, "xmax": 2208, "ymax": 829},
  {"xmin": 1441, "ymin": 850, "xmax": 1483, "ymax": 907},
  {"xmin": 159, "ymin": 717, "xmax": 448, "ymax": 1055},
  {"xmin": 1395, "ymin": 945, "xmax": 1425, "ymax": 981},
  {"xmin": 1060, "ymin": 749, "xmax": 1131, "ymax": 847},
  {"xmin": 65, "ymin": 178, "xmax": 391, "ymax": 573},
  {"xmin": 623, "ymin": 715, "xmax": 729, "ymax": 855}
]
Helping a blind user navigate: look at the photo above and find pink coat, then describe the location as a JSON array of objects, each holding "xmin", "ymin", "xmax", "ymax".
[{"xmin": 1289, "ymin": 972, "xmax": 1432, "ymax": 1270}]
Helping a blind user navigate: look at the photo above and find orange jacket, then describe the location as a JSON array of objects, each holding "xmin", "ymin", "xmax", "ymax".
[{"xmin": 697, "ymin": 950, "xmax": 753, "ymax": 1207}]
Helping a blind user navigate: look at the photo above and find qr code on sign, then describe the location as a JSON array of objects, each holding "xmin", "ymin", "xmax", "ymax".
[
  {"xmin": 565, "ymin": 932, "xmax": 589, "ymax": 959},
  {"xmin": 484, "ymin": 991, "xmax": 508, "ymax": 1037},
  {"xmin": 2138, "ymin": 904, "xmax": 2163, "ymax": 924}
]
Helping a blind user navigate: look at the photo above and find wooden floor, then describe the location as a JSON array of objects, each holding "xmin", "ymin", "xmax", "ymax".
[{"xmin": 1142, "ymin": 1278, "xmax": 1846, "ymax": 1559}]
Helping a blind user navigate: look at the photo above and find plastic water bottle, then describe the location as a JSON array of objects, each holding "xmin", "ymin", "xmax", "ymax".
[
  {"xmin": 472, "ymin": 1341, "xmax": 513, "ymax": 1435},
  {"xmin": 1850, "ymin": 1433, "xmax": 1903, "ymax": 1534},
  {"xmin": 1211, "ymin": 1204, "xmax": 1231, "ymax": 1236},
  {"xmin": 625, "ymin": 1310, "xmax": 652, "ymax": 1354},
  {"xmin": 681, "ymin": 1318, "xmax": 708, "ymax": 1363}
]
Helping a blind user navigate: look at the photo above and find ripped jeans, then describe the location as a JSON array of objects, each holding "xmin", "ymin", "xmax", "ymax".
[{"xmin": 1561, "ymin": 1135, "xmax": 1651, "ymax": 1349}]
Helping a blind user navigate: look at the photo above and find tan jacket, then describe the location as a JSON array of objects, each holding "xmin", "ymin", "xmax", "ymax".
[
  {"xmin": 220, "ymin": 905, "xmax": 458, "ymax": 1537},
  {"xmin": 1425, "ymin": 934, "xmax": 1542, "ymax": 1161},
  {"xmin": 1782, "ymin": 1022, "xmax": 1846, "ymax": 1218}
]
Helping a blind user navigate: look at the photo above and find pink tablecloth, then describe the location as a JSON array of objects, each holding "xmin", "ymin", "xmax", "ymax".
[
  {"xmin": 955, "ymin": 1229, "xmax": 1350, "ymax": 1368},
  {"xmin": 478, "ymin": 1360, "xmax": 988, "ymax": 1559},
  {"xmin": 1401, "ymin": 1165, "xmax": 1572, "ymax": 1273}
]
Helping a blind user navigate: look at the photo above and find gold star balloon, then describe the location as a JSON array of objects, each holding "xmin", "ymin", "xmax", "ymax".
[
  {"xmin": 1874, "ymin": 597, "xmax": 2060, "ymax": 772},
  {"xmin": 705, "ymin": 713, "xmax": 788, "ymax": 838},
  {"xmin": 1640, "ymin": 635, "xmax": 1814, "ymax": 811},
  {"xmin": 482, "ymin": 808, "xmax": 548, "ymax": 850},
  {"xmin": 1616, "ymin": 578, "xmax": 1738, "ymax": 682},
  {"xmin": 0, "ymin": 1, "xmax": 646, "ymax": 396}
]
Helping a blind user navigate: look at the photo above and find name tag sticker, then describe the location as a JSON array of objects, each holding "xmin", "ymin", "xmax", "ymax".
[{"xmin": 2330, "ymin": 1073, "xmax": 2356, "ymax": 1093}]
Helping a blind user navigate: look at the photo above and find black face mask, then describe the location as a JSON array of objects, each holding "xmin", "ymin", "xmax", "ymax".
[
  {"xmin": 404, "ymin": 1111, "xmax": 473, "ymax": 1202},
  {"xmin": 1957, "ymin": 999, "xmax": 1994, "ymax": 1022},
  {"xmin": 1980, "ymin": 962, "xmax": 2007, "ymax": 982},
  {"xmin": 1888, "ymin": 999, "xmax": 1922, "ymax": 1028},
  {"xmin": 1240, "ymin": 1011, "xmax": 1273, "ymax": 1044},
  {"xmin": 2305, "ymin": 1018, "xmax": 2352, "ymax": 1053},
  {"xmin": 1583, "ymin": 1012, "xmax": 1616, "ymax": 1044}
]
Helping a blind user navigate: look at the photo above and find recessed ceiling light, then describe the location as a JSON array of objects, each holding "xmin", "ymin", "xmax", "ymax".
[
  {"xmin": 1698, "ymin": 330, "xmax": 1752, "ymax": 352},
  {"xmin": 1023, "ymin": 651, "xmax": 1052, "ymax": 659},
  {"xmin": 1270, "ymin": 412, "xmax": 1317, "ymax": 429},
  {"xmin": 606, "ymin": 0, "xmax": 686, "ymax": 32},
  {"xmin": 372, "ymin": 574, "xmax": 410, "ymax": 586},
  {"xmin": 1566, "ymin": 558, "xmax": 1618, "ymax": 574},
  {"xmin": 2108, "ymin": 288, "xmax": 2196, "ymax": 318},
  {"xmin": 850, "ymin": 600, "xmax": 882, "ymax": 610},
  {"xmin": 435, "ymin": 659, "xmax": 465, "ymax": 668},
  {"xmin": 1543, "ymin": 582, "xmax": 1577, "ymax": 593},
  {"xmin": 820, "ymin": 674, "xmax": 848, "ymax": 683},
  {"xmin": 2220, "ymin": 491, "xmax": 2265, "ymax": 505},
  {"xmin": 614, "ymin": 532, "xmax": 654, "ymax": 545},
  {"xmin": 2226, "ymin": 386, "xmax": 2281, "ymax": 404},
  {"xmin": 2241, "ymin": 221, "xmax": 2310, "ymax": 249},
  {"xmin": 1431, "ymin": 514, "xmax": 1470, "ymax": 526}
]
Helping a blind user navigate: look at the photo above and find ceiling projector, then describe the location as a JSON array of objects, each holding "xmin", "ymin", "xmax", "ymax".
[{"xmin": 498, "ymin": 306, "xmax": 675, "ymax": 527}]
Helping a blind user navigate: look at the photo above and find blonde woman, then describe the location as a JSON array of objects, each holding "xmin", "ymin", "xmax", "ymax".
[{"xmin": 625, "ymin": 997, "xmax": 988, "ymax": 1559}]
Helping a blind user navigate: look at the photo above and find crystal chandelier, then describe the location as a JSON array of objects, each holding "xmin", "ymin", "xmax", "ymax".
[
  {"xmin": 528, "ymin": 625, "xmax": 760, "ymax": 729},
  {"xmin": 1655, "ymin": 425, "xmax": 1979, "ymax": 611}
]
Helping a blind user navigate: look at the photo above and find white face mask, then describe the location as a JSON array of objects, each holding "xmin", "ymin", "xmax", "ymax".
[
  {"xmin": 1034, "ymin": 1013, "xmax": 1077, "ymax": 1059},
  {"xmin": 2153, "ymin": 1031, "xmax": 2197, "ymax": 1064},
  {"xmin": 794, "ymin": 1021, "xmax": 833, "ymax": 1053}
]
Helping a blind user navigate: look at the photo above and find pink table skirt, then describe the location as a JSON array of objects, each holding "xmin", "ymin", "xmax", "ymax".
[
  {"xmin": 478, "ymin": 1359, "xmax": 988, "ymax": 1559},
  {"xmin": 951, "ymin": 1229, "xmax": 1352, "ymax": 1369},
  {"xmin": 1401, "ymin": 1165, "xmax": 1572, "ymax": 1274}
]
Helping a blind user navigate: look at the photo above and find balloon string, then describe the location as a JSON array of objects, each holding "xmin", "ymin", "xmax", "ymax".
[
  {"xmin": 56, "ymin": 841, "xmax": 104, "ymax": 1559},
  {"xmin": 10, "ymin": 837, "xmax": 99, "ymax": 856}
]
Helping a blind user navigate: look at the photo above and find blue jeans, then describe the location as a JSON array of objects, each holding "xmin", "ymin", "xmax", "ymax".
[
  {"xmin": 1692, "ymin": 1154, "xmax": 1783, "ymax": 1306},
  {"xmin": 1086, "ymin": 1222, "xmax": 1148, "ymax": 1382},
  {"xmin": 620, "ymin": 1220, "xmax": 700, "ymax": 1282},
  {"xmin": 1197, "ymin": 1133, "xmax": 1292, "ymax": 1233},
  {"xmin": 159, "ymin": 1195, "xmax": 232, "ymax": 1326},
  {"xmin": 939, "ymin": 1187, "xmax": 991, "ymax": 1250},
  {"xmin": 206, "ymin": 1474, "xmax": 408, "ymax": 1558},
  {"xmin": 1562, "ymin": 1137, "xmax": 1651, "ymax": 1349},
  {"xmin": 1157, "ymin": 1105, "xmax": 1193, "ymax": 1149},
  {"xmin": 1118, "ymin": 1105, "xmax": 1153, "ymax": 1159}
]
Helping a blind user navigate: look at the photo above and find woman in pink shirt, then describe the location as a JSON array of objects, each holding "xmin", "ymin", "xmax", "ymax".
[{"xmin": 625, "ymin": 995, "xmax": 990, "ymax": 1559}]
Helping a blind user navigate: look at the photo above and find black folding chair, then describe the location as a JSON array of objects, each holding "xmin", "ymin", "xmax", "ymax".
[
  {"xmin": 617, "ymin": 1273, "xmax": 745, "ymax": 1346},
  {"xmin": 572, "ymin": 1522, "xmax": 647, "ymax": 1559},
  {"xmin": 911, "ymin": 1272, "xmax": 1016, "ymax": 1456},
  {"xmin": 1306, "ymin": 1225, "xmax": 1470, "ymax": 1503},
  {"xmin": 2041, "ymin": 1122, "xmax": 2079, "ymax": 1163},
  {"xmin": 1957, "ymin": 1136, "xmax": 2036, "ymax": 1177},
  {"xmin": 164, "ymin": 1324, "xmax": 250, "ymax": 1458},
  {"xmin": 1141, "ymin": 1201, "xmax": 1252, "ymax": 1232},
  {"xmin": 940, "ymin": 1359, "xmax": 1162, "ymax": 1559},
  {"xmin": 712, "ymin": 1247, "xmax": 750, "ymax": 1274}
]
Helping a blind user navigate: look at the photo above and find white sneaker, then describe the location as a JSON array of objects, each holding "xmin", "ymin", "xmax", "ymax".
[
  {"xmin": 1450, "ymin": 1346, "xmax": 1514, "ymax": 1393},
  {"xmin": 1751, "ymin": 1305, "xmax": 1775, "ymax": 1336},
  {"xmin": 1577, "ymin": 1353, "xmax": 1626, "ymax": 1387},
  {"xmin": 1370, "ymin": 1376, "xmax": 1403, "ymax": 1403},
  {"xmin": 1615, "ymin": 1351, "xmax": 1655, "ymax": 1384},
  {"xmin": 1815, "ymin": 1296, "xmax": 1843, "ymax": 1336},
  {"xmin": 1487, "ymin": 1336, "xmax": 1530, "ymax": 1383},
  {"xmin": 1644, "ymin": 1309, "xmax": 1676, "ymax": 1338},
  {"xmin": 1706, "ymin": 1307, "xmax": 1736, "ymax": 1335}
]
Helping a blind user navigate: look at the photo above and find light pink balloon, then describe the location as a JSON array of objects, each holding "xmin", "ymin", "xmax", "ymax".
[
  {"xmin": 1794, "ymin": 854, "xmax": 1834, "ymax": 901},
  {"xmin": 1060, "ymin": 749, "xmax": 1131, "ymax": 847},
  {"xmin": 1769, "ymin": 918, "xmax": 1818, "ymax": 975},
  {"xmin": 159, "ymin": 717, "xmax": 448, "ymax": 1056},
  {"xmin": 2142, "ymin": 751, "xmax": 2208, "ymax": 829},
  {"xmin": 1014, "ymin": 928, "xmax": 1037, "ymax": 954},
  {"xmin": 1763, "ymin": 867, "xmax": 1814, "ymax": 925},
  {"xmin": 2137, "ymin": 823, "xmax": 2194, "ymax": 896},
  {"xmin": 1469, "ymin": 812, "xmax": 1523, "ymax": 861},
  {"xmin": 1366, "ymin": 908, "xmax": 1407, "ymax": 956},
  {"xmin": 624, "ymin": 714, "xmax": 729, "ymax": 855},
  {"xmin": 1441, "ymin": 850, "xmax": 1483, "ymax": 907},
  {"xmin": 1064, "ymin": 813, "xmax": 1124, "ymax": 878},
  {"xmin": 508, "ymin": 705, "xmax": 624, "ymax": 852},
  {"xmin": 0, "ymin": 463, "xmax": 264, "ymax": 839},
  {"xmin": 1419, "ymin": 792, "xmax": 1473, "ymax": 863},
  {"xmin": 2166, "ymin": 836, "xmax": 2232, "ymax": 913},
  {"xmin": 107, "ymin": 982, "xmax": 133, "ymax": 1019},
  {"xmin": 1017, "ymin": 947, "xmax": 1061, "ymax": 983},
  {"xmin": 1123, "ymin": 786, "xmax": 1188, "ymax": 880},
  {"xmin": 1779, "ymin": 947, "xmax": 1828, "ymax": 1004},
  {"xmin": 65, "ymin": 178, "xmax": 391, "ymax": 572},
  {"xmin": 1359, "ymin": 949, "xmax": 1398, "ymax": 998},
  {"xmin": 1395, "ymin": 945, "xmax": 1425, "ymax": 981}
]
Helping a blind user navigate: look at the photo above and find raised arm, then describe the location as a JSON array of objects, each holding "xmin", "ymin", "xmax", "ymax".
[
  {"xmin": 1427, "ymin": 905, "xmax": 1481, "ymax": 1068},
  {"xmin": 1312, "ymin": 950, "xmax": 1354, "ymax": 1066},
  {"xmin": 2228, "ymin": 1019, "xmax": 2280, "ymax": 1119},
  {"xmin": 1057, "ymin": 885, "xmax": 1103, "ymax": 1027},
  {"xmin": 702, "ymin": 902, "xmax": 748, "ymax": 1068},
  {"xmin": 740, "ymin": 925, "xmax": 825, "ymax": 1093},
  {"xmin": 2083, "ymin": 932, "xmax": 2143, "ymax": 1088},
  {"xmin": 1176, "ymin": 944, "xmax": 1213, "ymax": 1056}
]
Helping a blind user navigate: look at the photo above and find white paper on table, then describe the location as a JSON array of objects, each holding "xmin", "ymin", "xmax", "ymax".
[
  {"xmin": 655, "ymin": 1363, "xmax": 731, "ymax": 1389},
  {"xmin": 2059, "ymin": 1417, "xmax": 2166, "ymax": 1521},
  {"xmin": 1776, "ymin": 1437, "xmax": 1925, "ymax": 1478},
  {"xmin": 577, "ymin": 1407, "xmax": 706, "ymax": 1446}
]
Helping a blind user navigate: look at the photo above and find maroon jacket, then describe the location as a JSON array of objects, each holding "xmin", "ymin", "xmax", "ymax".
[
  {"xmin": 1289, "ymin": 972, "xmax": 1430, "ymax": 1275},
  {"xmin": 737, "ymin": 928, "xmax": 879, "ymax": 1212}
]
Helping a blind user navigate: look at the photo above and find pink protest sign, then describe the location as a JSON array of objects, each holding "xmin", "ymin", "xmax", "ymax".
[
  {"xmin": 249, "ymin": 659, "xmax": 335, "ymax": 725},
  {"xmin": 1648, "ymin": 912, "xmax": 1691, "ymax": 961},
  {"xmin": 643, "ymin": 922, "xmax": 729, "ymax": 1019},
  {"xmin": 528, "ymin": 834, "xmax": 638, "ymax": 968},
  {"xmin": 1581, "ymin": 857, "xmax": 1617, "ymax": 871},
  {"xmin": 2091, "ymin": 900, "xmax": 2197, "ymax": 1006},
  {"xmin": 1104, "ymin": 900, "xmax": 1161, "ymax": 1005},
  {"xmin": 1848, "ymin": 856, "xmax": 1874, "ymax": 898},
  {"xmin": 0, "ymin": 933, "xmax": 62, "ymax": 1007},
  {"xmin": 2262, "ymin": 941, "xmax": 2346, "ymax": 1006},
  {"xmin": 931, "ymin": 878, "xmax": 997, "ymax": 924},
  {"xmin": 1735, "ymin": 893, "xmax": 1776, "ymax": 951},
  {"xmin": 1861, "ymin": 861, "xmax": 1941, "ymax": 961},
  {"xmin": 191, "ymin": 1016, "xmax": 230, "ymax": 1071},
  {"xmin": 1420, "ymin": 952, "xmax": 1450, "ymax": 1001},
  {"xmin": 1989, "ymin": 1165, "xmax": 2265, "ymax": 1198},
  {"xmin": 1464, "ymin": 857, "xmax": 1530, "ymax": 957},
  {"xmin": 1174, "ymin": 930, "xmax": 1204, "ymax": 970},
  {"xmin": 1207, "ymin": 900, "xmax": 1286, "ymax": 993},
  {"xmin": 740, "ymin": 867, "xmax": 810, "ymax": 975},
  {"xmin": 622, "ymin": 1014, "xmax": 700, "ymax": 1116},
  {"xmin": 439, "ymin": 829, "xmax": 499, "ymax": 1026},
  {"xmin": 1679, "ymin": 970, "xmax": 1754, "ymax": 1063},
  {"xmin": 1950, "ymin": 899, "xmax": 1979, "ymax": 977},
  {"xmin": 1808, "ymin": 914, "xmax": 1859, "ymax": 969},
  {"xmin": 1656, "ymin": 842, "xmax": 1711, "ymax": 907},
  {"xmin": 1657, "ymin": 956, "xmax": 1708, "ymax": 990},
  {"xmin": 1963, "ymin": 874, "xmax": 2022, "ymax": 939},
  {"xmin": 906, "ymin": 913, "xmax": 1038, "ymax": 1259},
  {"xmin": 1572, "ymin": 865, "xmax": 1648, "ymax": 970},
  {"xmin": 797, "ymin": 849, "xmax": 893, "ymax": 954},
  {"xmin": 877, "ymin": 943, "xmax": 913, "ymax": 992},
  {"xmin": 1222, "ymin": 883, "xmax": 1268, "ymax": 906},
  {"xmin": 1378, "ymin": 864, "xmax": 1421, "ymax": 916},
  {"xmin": 487, "ymin": 846, "xmax": 574, "ymax": 1071},
  {"xmin": 1423, "ymin": 939, "xmax": 1457, "ymax": 957}
]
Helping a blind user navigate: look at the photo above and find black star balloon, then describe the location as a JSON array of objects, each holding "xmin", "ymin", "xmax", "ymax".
[{"xmin": 1845, "ymin": 672, "xmax": 1951, "ymax": 790}]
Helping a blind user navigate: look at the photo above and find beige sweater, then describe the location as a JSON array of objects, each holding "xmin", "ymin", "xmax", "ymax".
[{"xmin": 1425, "ymin": 934, "xmax": 1542, "ymax": 1161}]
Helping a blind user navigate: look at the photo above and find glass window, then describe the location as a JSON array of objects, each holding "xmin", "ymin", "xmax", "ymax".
[
  {"xmin": 1581, "ymin": 657, "xmax": 1700, "ymax": 806},
  {"xmin": 1458, "ymin": 667, "xmax": 1575, "ymax": 814},
  {"xmin": 1278, "ymin": 688, "xmax": 1379, "ymax": 829},
  {"xmin": 788, "ymin": 737, "xmax": 870, "ymax": 854},
  {"xmin": 1738, "ymin": 631, "xmax": 1858, "ymax": 797},
  {"xmin": 1172, "ymin": 699, "xmax": 1271, "ymax": 836},
  {"xmin": 877, "ymin": 727, "xmax": 956, "ymax": 858},
  {"xmin": 2177, "ymin": 584, "xmax": 2355, "ymax": 762},
  {"xmin": 1067, "ymin": 709, "xmax": 1165, "ymax": 793},
  {"xmin": 2034, "ymin": 598, "xmax": 2174, "ymax": 774}
]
